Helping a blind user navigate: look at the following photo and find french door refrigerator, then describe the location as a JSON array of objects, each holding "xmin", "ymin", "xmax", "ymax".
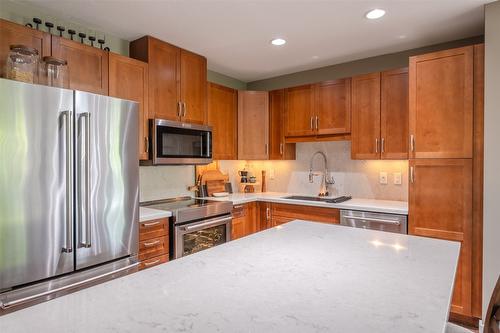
[{"xmin": 0, "ymin": 78, "xmax": 139, "ymax": 307}]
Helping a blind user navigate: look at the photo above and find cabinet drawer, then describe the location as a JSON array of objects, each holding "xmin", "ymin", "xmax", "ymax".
[
  {"xmin": 271, "ymin": 203, "xmax": 340, "ymax": 224},
  {"xmin": 139, "ymin": 218, "xmax": 168, "ymax": 241},
  {"xmin": 138, "ymin": 236, "xmax": 168, "ymax": 261},
  {"xmin": 232, "ymin": 204, "xmax": 247, "ymax": 219},
  {"xmin": 139, "ymin": 254, "xmax": 169, "ymax": 271}
]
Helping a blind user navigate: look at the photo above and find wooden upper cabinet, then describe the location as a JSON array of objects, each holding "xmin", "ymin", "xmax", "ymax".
[
  {"xmin": 207, "ymin": 82, "xmax": 237, "ymax": 160},
  {"xmin": 238, "ymin": 91, "xmax": 269, "ymax": 160},
  {"xmin": 130, "ymin": 36, "xmax": 180, "ymax": 122},
  {"xmin": 409, "ymin": 46, "xmax": 473, "ymax": 159},
  {"xmin": 409, "ymin": 158, "xmax": 473, "ymax": 316},
  {"xmin": 314, "ymin": 79, "xmax": 351, "ymax": 135},
  {"xmin": 180, "ymin": 50, "xmax": 207, "ymax": 124},
  {"xmin": 108, "ymin": 53, "xmax": 149, "ymax": 160},
  {"xmin": 284, "ymin": 85, "xmax": 314, "ymax": 137},
  {"xmin": 351, "ymin": 72, "xmax": 381, "ymax": 160},
  {"xmin": 51, "ymin": 36, "xmax": 108, "ymax": 95},
  {"xmin": 269, "ymin": 89, "xmax": 295, "ymax": 160},
  {"xmin": 381, "ymin": 68, "xmax": 409, "ymax": 159},
  {"xmin": 0, "ymin": 19, "xmax": 51, "ymax": 77}
]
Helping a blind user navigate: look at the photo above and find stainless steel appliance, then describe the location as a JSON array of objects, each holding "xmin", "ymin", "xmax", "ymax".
[
  {"xmin": 147, "ymin": 119, "xmax": 212, "ymax": 165},
  {"xmin": 0, "ymin": 78, "xmax": 139, "ymax": 311},
  {"xmin": 340, "ymin": 210, "xmax": 407, "ymax": 234},
  {"xmin": 142, "ymin": 197, "xmax": 232, "ymax": 259}
]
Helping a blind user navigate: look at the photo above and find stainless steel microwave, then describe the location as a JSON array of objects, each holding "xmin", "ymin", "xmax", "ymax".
[{"xmin": 147, "ymin": 119, "xmax": 212, "ymax": 165}]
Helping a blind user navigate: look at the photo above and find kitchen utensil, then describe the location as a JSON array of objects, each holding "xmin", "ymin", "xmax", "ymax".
[
  {"xmin": 78, "ymin": 32, "xmax": 86, "ymax": 44},
  {"xmin": 6, "ymin": 45, "xmax": 39, "ymax": 83},
  {"xmin": 25, "ymin": 23, "xmax": 33, "ymax": 28},
  {"xmin": 238, "ymin": 170, "xmax": 248, "ymax": 183},
  {"xmin": 261, "ymin": 170, "xmax": 267, "ymax": 192},
  {"xmin": 249, "ymin": 176, "xmax": 256, "ymax": 183},
  {"xmin": 206, "ymin": 180, "xmax": 226, "ymax": 197},
  {"xmin": 38, "ymin": 56, "xmax": 69, "ymax": 88},
  {"xmin": 212, "ymin": 192, "xmax": 229, "ymax": 197},
  {"xmin": 104, "ymin": 47, "xmax": 110, "ymax": 52},
  {"xmin": 57, "ymin": 26, "xmax": 65, "ymax": 37},
  {"xmin": 44, "ymin": 22, "xmax": 53, "ymax": 34},
  {"xmin": 32, "ymin": 18, "xmax": 42, "ymax": 30},
  {"xmin": 68, "ymin": 29, "xmax": 76, "ymax": 40}
]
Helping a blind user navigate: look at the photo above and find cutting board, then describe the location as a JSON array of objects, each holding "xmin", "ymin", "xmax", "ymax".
[
  {"xmin": 200, "ymin": 170, "xmax": 228, "ymax": 185},
  {"xmin": 206, "ymin": 180, "xmax": 226, "ymax": 196}
]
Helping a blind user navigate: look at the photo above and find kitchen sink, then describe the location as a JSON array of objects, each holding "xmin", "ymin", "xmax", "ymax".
[{"xmin": 283, "ymin": 195, "xmax": 352, "ymax": 204}]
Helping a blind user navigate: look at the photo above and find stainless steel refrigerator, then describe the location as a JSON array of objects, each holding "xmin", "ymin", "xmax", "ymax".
[{"xmin": 0, "ymin": 78, "xmax": 139, "ymax": 309}]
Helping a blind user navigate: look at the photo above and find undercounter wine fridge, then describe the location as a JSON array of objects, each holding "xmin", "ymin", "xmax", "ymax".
[{"xmin": 0, "ymin": 78, "xmax": 139, "ymax": 311}]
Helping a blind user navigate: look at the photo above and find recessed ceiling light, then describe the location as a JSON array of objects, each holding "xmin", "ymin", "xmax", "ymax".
[
  {"xmin": 271, "ymin": 38, "xmax": 286, "ymax": 46},
  {"xmin": 365, "ymin": 9, "xmax": 386, "ymax": 20}
]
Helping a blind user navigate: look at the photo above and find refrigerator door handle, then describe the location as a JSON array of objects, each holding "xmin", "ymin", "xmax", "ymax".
[
  {"xmin": 79, "ymin": 112, "xmax": 92, "ymax": 248},
  {"xmin": 62, "ymin": 111, "xmax": 73, "ymax": 253}
]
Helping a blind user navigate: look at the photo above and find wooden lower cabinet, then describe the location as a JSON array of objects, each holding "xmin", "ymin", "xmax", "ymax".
[
  {"xmin": 231, "ymin": 202, "xmax": 258, "ymax": 240},
  {"xmin": 409, "ymin": 159, "xmax": 473, "ymax": 316},
  {"xmin": 271, "ymin": 203, "xmax": 340, "ymax": 225},
  {"xmin": 138, "ymin": 217, "xmax": 169, "ymax": 270},
  {"xmin": 258, "ymin": 202, "xmax": 272, "ymax": 231}
]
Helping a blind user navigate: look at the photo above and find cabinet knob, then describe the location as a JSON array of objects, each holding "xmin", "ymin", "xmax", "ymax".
[
  {"xmin": 78, "ymin": 32, "xmax": 86, "ymax": 44},
  {"xmin": 33, "ymin": 17, "xmax": 42, "ymax": 30},
  {"xmin": 68, "ymin": 29, "xmax": 76, "ymax": 40},
  {"xmin": 56, "ymin": 26, "xmax": 65, "ymax": 37},
  {"xmin": 45, "ymin": 22, "xmax": 54, "ymax": 34}
]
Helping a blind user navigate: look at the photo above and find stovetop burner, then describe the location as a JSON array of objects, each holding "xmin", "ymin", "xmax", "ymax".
[{"xmin": 141, "ymin": 197, "xmax": 232, "ymax": 224}]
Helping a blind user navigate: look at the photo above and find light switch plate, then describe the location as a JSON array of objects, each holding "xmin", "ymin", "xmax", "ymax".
[
  {"xmin": 394, "ymin": 172, "xmax": 402, "ymax": 185},
  {"xmin": 379, "ymin": 172, "xmax": 388, "ymax": 185}
]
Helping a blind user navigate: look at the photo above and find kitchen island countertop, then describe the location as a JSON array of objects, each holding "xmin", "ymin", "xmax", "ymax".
[
  {"xmin": 202, "ymin": 192, "xmax": 408, "ymax": 215},
  {"xmin": 0, "ymin": 220, "xmax": 459, "ymax": 333}
]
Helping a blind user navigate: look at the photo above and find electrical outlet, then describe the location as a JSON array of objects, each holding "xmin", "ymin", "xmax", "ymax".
[
  {"xmin": 379, "ymin": 172, "xmax": 388, "ymax": 185},
  {"xmin": 269, "ymin": 169, "xmax": 275, "ymax": 180},
  {"xmin": 394, "ymin": 172, "xmax": 402, "ymax": 185}
]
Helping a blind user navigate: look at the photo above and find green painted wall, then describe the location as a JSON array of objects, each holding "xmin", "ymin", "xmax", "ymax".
[
  {"xmin": 247, "ymin": 36, "xmax": 484, "ymax": 91},
  {"xmin": 0, "ymin": 0, "xmax": 245, "ymax": 90}
]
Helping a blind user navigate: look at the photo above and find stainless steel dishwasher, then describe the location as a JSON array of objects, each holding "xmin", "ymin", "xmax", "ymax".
[{"xmin": 340, "ymin": 210, "xmax": 408, "ymax": 234}]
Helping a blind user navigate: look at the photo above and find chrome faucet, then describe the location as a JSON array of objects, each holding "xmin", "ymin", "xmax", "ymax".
[{"xmin": 309, "ymin": 151, "xmax": 335, "ymax": 197}]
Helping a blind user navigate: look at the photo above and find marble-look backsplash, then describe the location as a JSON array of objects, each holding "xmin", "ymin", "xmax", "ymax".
[
  {"xmin": 139, "ymin": 165, "xmax": 195, "ymax": 202},
  {"xmin": 218, "ymin": 141, "xmax": 408, "ymax": 201}
]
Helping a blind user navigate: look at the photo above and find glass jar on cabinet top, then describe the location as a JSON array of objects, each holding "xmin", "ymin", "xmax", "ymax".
[
  {"xmin": 5, "ymin": 45, "xmax": 39, "ymax": 84},
  {"xmin": 39, "ymin": 56, "xmax": 69, "ymax": 88}
]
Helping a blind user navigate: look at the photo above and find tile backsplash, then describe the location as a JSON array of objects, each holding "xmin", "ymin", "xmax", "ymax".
[
  {"xmin": 218, "ymin": 141, "xmax": 408, "ymax": 201},
  {"xmin": 139, "ymin": 165, "xmax": 195, "ymax": 202}
]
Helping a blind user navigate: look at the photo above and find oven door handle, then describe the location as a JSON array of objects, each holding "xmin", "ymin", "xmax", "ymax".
[{"xmin": 182, "ymin": 216, "xmax": 232, "ymax": 232}]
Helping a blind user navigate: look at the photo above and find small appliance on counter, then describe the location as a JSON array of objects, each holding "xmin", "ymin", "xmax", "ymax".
[{"xmin": 238, "ymin": 170, "xmax": 249, "ymax": 183}]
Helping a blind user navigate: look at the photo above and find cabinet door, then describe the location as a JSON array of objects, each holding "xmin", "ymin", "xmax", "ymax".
[
  {"xmin": 314, "ymin": 79, "xmax": 351, "ymax": 135},
  {"xmin": 269, "ymin": 89, "xmax": 296, "ymax": 160},
  {"xmin": 409, "ymin": 46, "xmax": 473, "ymax": 159},
  {"xmin": 238, "ymin": 91, "xmax": 269, "ymax": 160},
  {"xmin": 284, "ymin": 85, "xmax": 314, "ymax": 137},
  {"xmin": 207, "ymin": 82, "xmax": 237, "ymax": 160},
  {"xmin": 351, "ymin": 72, "xmax": 381, "ymax": 160},
  {"xmin": 258, "ymin": 202, "xmax": 272, "ymax": 231},
  {"xmin": 108, "ymin": 53, "xmax": 149, "ymax": 160},
  {"xmin": 409, "ymin": 159, "xmax": 472, "ymax": 316},
  {"xmin": 381, "ymin": 68, "xmax": 409, "ymax": 160},
  {"xmin": 147, "ymin": 37, "xmax": 180, "ymax": 121},
  {"xmin": 180, "ymin": 50, "xmax": 207, "ymax": 124},
  {"xmin": 232, "ymin": 203, "xmax": 257, "ymax": 240},
  {"xmin": 51, "ymin": 36, "xmax": 108, "ymax": 95},
  {"xmin": 0, "ymin": 19, "xmax": 51, "ymax": 77}
]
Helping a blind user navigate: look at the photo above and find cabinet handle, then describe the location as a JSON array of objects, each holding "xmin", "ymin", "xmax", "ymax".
[
  {"xmin": 265, "ymin": 143, "xmax": 269, "ymax": 156},
  {"xmin": 310, "ymin": 116, "xmax": 314, "ymax": 130},
  {"xmin": 375, "ymin": 138, "xmax": 379, "ymax": 153},
  {"xmin": 142, "ymin": 221, "xmax": 160, "ymax": 228},
  {"xmin": 315, "ymin": 116, "xmax": 319, "ymax": 130},
  {"xmin": 410, "ymin": 166, "xmax": 415, "ymax": 184},
  {"xmin": 177, "ymin": 101, "xmax": 181, "ymax": 117},
  {"xmin": 266, "ymin": 207, "xmax": 271, "ymax": 220},
  {"xmin": 279, "ymin": 143, "xmax": 283, "ymax": 156},
  {"xmin": 144, "ymin": 258, "xmax": 161, "ymax": 267},
  {"xmin": 183, "ymin": 102, "xmax": 187, "ymax": 118},
  {"xmin": 145, "ymin": 137, "xmax": 149, "ymax": 153},
  {"xmin": 143, "ymin": 240, "xmax": 160, "ymax": 247},
  {"xmin": 381, "ymin": 138, "xmax": 385, "ymax": 153},
  {"xmin": 410, "ymin": 135, "xmax": 415, "ymax": 153}
]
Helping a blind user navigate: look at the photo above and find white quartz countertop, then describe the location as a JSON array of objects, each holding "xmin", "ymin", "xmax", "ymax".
[
  {"xmin": 0, "ymin": 221, "xmax": 459, "ymax": 333},
  {"xmin": 139, "ymin": 206, "xmax": 172, "ymax": 222},
  {"xmin": 202, "ymin": 192, "xmax": 408, "ymax": 215}
]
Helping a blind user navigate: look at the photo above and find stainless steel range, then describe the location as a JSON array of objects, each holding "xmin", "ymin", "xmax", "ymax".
[{"xmin": 142, "ymin": 197, "xmax": 233, "ymax": 259}]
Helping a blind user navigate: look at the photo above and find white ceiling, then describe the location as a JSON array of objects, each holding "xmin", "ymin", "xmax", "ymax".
[{"xmin": 21, "ymin": 0, "xmax": 489, "ymax": 82}]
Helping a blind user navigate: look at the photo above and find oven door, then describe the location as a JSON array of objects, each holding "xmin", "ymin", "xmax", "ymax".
[
  {"xmin": 174, "ymin": 215, "xmax": 232, "ymax": 259},
  {"xmin": 153, "ymin": 119, "xmax": 212, "ymax": 165}
]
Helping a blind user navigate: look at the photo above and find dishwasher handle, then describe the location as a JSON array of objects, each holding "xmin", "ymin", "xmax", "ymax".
[{"xmin": 342, "ymin": 215, "xmax": 401, "ymax": 226}]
